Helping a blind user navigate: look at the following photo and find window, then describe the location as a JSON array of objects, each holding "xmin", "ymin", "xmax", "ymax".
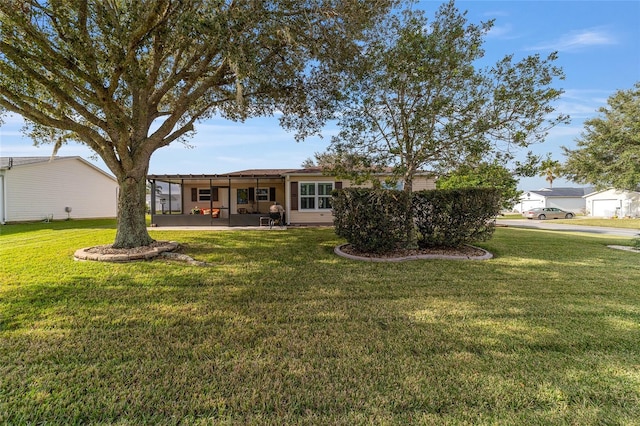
[
  {"xmin": 256, "ymin": 188, "xmax": 269, "ymax": 202},
  {"xmin": 198, "ymin": 188, "xmax": 211, "ymax": 201},
  {"xmin": 237, "ymin": 188, "xmax": 248, "ymax": 205},
  {"xmin": 381, "ymin": 180, "xmax": 404, "ymax": 190},
  {"xmin": 300, "ymin": 182, "xmax": 333, "ymax": 210}
]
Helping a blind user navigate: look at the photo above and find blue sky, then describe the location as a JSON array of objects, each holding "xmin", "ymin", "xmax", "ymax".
[{"xmin": 1, "ymin": 1, "xmax": 639, "ymax": 190}]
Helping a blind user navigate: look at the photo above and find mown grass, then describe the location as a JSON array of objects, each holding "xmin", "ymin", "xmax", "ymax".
[
  {"xmin": 1, "ymin": 220, "xmax": 639, "ymax": 424},
  {"xmin": 501, "ymin": 214, "xmax": 640, "ymax": 230},
  {"xmin": 553, "ymin": 217, "xmax": 640, "ymax": 229}
]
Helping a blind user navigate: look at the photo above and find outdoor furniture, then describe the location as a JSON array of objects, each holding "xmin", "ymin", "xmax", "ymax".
[
  {"xmin": 202, "ymin": 208, "xmax": 221, "ymax": 218},
  {"xmin": 268, "ymin": 212, "xmax": 285, "ymax": 229}
]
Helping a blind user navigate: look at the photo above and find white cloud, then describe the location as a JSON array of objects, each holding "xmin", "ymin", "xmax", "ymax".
[
  {"xmin": 487, "ymin": 23, "xmax": 514, "ymax": 39},
  {"xmin": 554, "ymin": 88, "xmax": 615, "ymax": 119},
  {"xmin": 483, "ymin": 10, "xmax": 509, "ymax": 18},
  {"xmin": 528, "ymin": 28, "xmax": 617, "ymax": 52}
]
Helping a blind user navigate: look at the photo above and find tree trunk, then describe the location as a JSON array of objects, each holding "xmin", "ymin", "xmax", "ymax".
[
  {"xmin": 403, "ymin": 177, "xmax": 418, "ymax": 249},
  {"xmin": 113, "ymin": 173, "xmax": 155, "ymax": 249}
]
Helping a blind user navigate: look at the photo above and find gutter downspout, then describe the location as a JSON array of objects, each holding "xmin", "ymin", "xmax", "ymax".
[
  {"xmin": 284, "ymin": 174, "xmax": 290, "ymax": 225},
  {"xmin": 0, "ymin": 174, "xmax": 5, "ymax": 224}
]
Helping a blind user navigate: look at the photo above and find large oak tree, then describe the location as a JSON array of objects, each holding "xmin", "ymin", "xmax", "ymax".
[
  {"xmin": 323, "ymin": 1, "xmax": 569, "ymax": 192},
  {"xmin": 563, "ymin": 82, "xmax": 640, "ymax": 190},
  {"xmin": 0, "ymin": 0, "xmax": 393, "ymax": 247}
]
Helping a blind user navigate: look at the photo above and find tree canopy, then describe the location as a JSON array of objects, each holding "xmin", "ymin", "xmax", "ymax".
[
  {"xmin": 0, "ymin": 0, "xmax": 394, "ymax": 247},
  {"xmin": 436, "ymin": 162, "xmax": 520, "ymax": 211},
  {"xmin": 322, "ymin": 1, "xmax": 568, "ymax": 192},
  {"xmin": 563, "ymin": 82, "xmax": 640, "ymax": 191}
]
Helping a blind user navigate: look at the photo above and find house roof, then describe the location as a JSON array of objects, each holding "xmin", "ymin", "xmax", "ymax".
[
  {"xmin": 149, "ymin": 167, "xmax": 434, "ymax": 181},
  {"xmin": 224, "ymin": 168, "xmax": 300, "ymax": 177},
  {"xmin": 528, "ymin": 187, "xmax": 593, "ymax": 198},
  {"xmin": 147, "ymin": 171, "xmax": 291, "ymax": 181},
  {"xmin": 0, "ymin": 156, "xmax": 56, "ymax": 169},
  {"xmin": 0, "ymin": 156, "xmax": 116, "ymax": 181},
  {"xmin": 584, "ymin": 187, "xmax": 640, "ymax": 197}
]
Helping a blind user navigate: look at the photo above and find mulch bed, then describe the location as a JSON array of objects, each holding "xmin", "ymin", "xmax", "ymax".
[
  {"xmin": 75, "ymin": 241, "xmax": 179, "ymax": 262},
  {"xmin": 338, "ymin": 243, "xmax": 488, "ymax": 259},
  {"xmin": 84, "ymin": 240, "xmax": 170, "ymax": 255}
]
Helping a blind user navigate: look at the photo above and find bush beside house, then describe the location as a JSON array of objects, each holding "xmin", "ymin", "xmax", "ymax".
[{"xmin": 333, "ymin": 188, "xmax": 501, "ymax": 253}]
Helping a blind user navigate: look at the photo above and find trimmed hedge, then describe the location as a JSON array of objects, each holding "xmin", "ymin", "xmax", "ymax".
[
  {"xmin": 333, "ymin": 187, "xmax": 501, "ymax": 252},
  {"xmin": 413, "ymin": 188, "xmax": 501, "ymax": 248},
  {"xmin": 332, "ymin": 188, "xmax": 411, "ymax": 253}
]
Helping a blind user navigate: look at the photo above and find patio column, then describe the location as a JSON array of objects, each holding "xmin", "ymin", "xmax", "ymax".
[
  {"xmin": 149, "ymin": 179, "xmax": 156, "ymax": 216},
  {"xmin": 209, "ymin": 178, "xmax": 213, "ymax": 211},
  {"xmin": 180, "ymin": 179, "xmax": 185, "ymax": 214},
  {"xmin": 284, "ymin": 174, "xmax": 290, "ymax": 225}
]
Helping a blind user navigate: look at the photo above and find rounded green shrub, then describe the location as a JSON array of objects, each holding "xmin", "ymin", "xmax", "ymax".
[{"xmin": 332, "ymin": 188, "xmax": 411, "ymax": 253}]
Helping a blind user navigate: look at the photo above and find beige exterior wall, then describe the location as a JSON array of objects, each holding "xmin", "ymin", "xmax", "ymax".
[
  {"xmin": 412, "ymin": 177, "xmax": 436, "ymax": 191},
  {"xmin": 288, "ymin": 210, "xmax": 334, "ymax": 224},
  {"xmin": 3, "ymin": 158, "xmax": 118, "ymax": 222}
]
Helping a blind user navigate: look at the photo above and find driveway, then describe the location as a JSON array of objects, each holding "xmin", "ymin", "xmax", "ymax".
[{"xmin": 495, "ymin": 219, "xmax": 638, "ymax": 238}]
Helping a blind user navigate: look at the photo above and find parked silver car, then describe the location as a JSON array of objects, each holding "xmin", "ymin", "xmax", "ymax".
[{"xmin": 523, "ymin": 207, "xmax": 575, "ymax": 220}]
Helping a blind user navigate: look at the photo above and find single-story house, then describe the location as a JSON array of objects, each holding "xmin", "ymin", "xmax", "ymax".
[
  {"xmin": 147, "ymin": 168, "xmax": 436, "ymax": 227},
  {"xmin": 0, "ymin": 156, "xmax": 118, "ymax": 223},
  {"xmin": 513, "ymin": 187, "xmax": 592, "ymax": 214},
  {"xmin": 583, "ymin": 188, "xmax": 640, "ymax": 218}
]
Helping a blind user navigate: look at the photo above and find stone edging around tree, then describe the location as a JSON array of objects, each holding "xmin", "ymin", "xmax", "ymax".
[
  {"xmin": 334, "ymin": 244, "xmax": 493, "ymax": 262},
  {"xmin": 74, "ymin": 241, "xmax": 180, "ymax": 263}
]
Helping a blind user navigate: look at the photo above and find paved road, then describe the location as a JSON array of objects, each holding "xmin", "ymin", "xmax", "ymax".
[{"xmin": 495, "ymin": 219, "xmax": 638, "ymax": 238}]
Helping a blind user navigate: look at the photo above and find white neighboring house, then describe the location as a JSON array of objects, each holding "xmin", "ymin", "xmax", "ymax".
[
  {"xmin": 514, "ymin": 187, "xmax": 592, "ymax": 214},
  {"xmin": 583, "ymin": 188, "xmax": 640, "ymax": 218},
  {"xmin": 146, "ymin": 193, "xmax": 182, "ymax": 213},
  {"xmin": 0, "ymin": 156, "xmax": 118, "ymax": 224}
]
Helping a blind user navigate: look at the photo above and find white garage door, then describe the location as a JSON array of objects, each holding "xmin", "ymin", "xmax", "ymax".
[
  {"xmin": 592, "ymin": 199, "xmax": 618, "ymax": 217},
  {"xmin": 518, "ymin": 200, "xmax": 542, "ymax": 212}
]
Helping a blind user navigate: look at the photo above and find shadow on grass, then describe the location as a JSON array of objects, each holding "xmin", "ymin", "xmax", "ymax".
[
  {"xmin": 1, "ymin": 266, "xmax": 639, "ymax": 423},
  {"xmin": 2, "ymin": 226, "xmax": 640, "ymax": 422}
]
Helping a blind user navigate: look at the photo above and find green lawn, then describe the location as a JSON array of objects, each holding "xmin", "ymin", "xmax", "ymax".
[
  {"xmin": 500, "ymin": 214, "xmax": 640, "ymax": 230},
  {"xmin": 1, "ymin": 220, "xmax": 639, "ymax": 424},
  {"xmin": 553, "ymin": 217, "xmax": 640, "ymax": 229}
]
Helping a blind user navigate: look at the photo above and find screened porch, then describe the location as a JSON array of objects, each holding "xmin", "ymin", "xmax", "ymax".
[{"xmin": 147, "ymin": 172, "xmax": 287, "ymax": 227}]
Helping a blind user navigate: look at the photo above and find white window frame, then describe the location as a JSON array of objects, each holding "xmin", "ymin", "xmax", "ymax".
[{"xmin": 299, "ymin": 182, "xmax": 334, "ymax": 211}]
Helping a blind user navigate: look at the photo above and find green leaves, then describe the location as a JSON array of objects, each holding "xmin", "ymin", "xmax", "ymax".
[
  {"xmin": 1, "ymin": 0, "xmax": 395, "ymax": 247},
  {"xmin": 538, "ymin": 154, "xmax": 563, "ymax": 188},
  {"xmin": 327, "ymin": 0, "xmax": 567, "ymax": 190},
  {"xmin": 332, "ymin": 187, "xmax": 502, "ymax": 252},
  {"xmin": 437, "ymin": 162, "xmax": 521, "ymax": 210},
  {"xmin": 563, "ymin": 82, "xmax": 640, "ymax": 190}
]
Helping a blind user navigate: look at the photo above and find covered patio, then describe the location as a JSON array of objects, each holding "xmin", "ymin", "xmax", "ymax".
[{"xmin": 147, "ymin": 170, "xmax": 288, "ymax": 227}]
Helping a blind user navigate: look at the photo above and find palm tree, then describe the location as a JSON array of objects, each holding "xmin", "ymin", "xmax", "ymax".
[{"xmin": 539, "ymin": 156, "xmax": 563, "ymax": 188}]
